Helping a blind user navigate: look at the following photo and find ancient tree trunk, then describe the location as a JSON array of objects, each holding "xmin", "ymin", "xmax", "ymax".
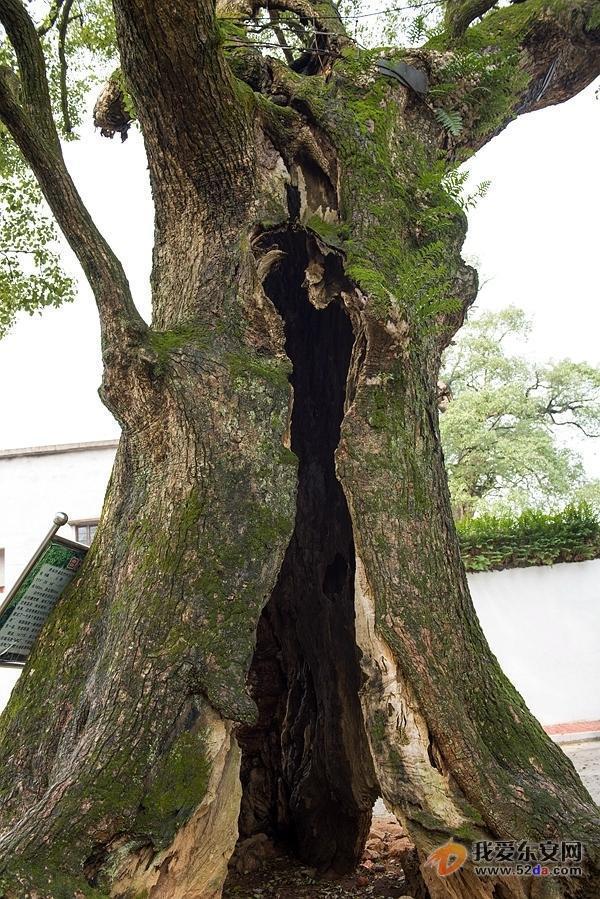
[{"xmin": 0, "ymin": 0, "xmax": 600, "ymax": 897}]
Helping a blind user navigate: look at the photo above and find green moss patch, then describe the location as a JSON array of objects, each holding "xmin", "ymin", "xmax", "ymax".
[{"xmin": 137, "ymin": 730, "xmax": 211, "ymax": 846}]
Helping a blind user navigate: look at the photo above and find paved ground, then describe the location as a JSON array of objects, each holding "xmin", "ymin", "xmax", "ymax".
[{"xmin": 562, "ymin": 739, "xmax": 600, "ymax": 803}]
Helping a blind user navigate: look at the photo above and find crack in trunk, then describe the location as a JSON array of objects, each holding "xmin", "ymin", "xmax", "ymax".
[{"xmin": 234, "ymin": 229, "xmax": 379, "ymax": 873}]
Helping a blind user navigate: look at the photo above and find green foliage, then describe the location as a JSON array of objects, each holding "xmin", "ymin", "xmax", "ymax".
[
  {"xmin": 573, "ymin": 479, "xmax": 600, "ymax": 515},
  {"xmin": 320, "ymin": 68, "xmax": 475, "ymax": 328},
  {"xmin": 441, "ymin": 307, "xmax": 600, "ymax": 517},
  {"xmin": 112, "ymin": 68, "xmax": 137, "ymax": 119},
  {"xmin": 305, "ymin": 213, "xmax": 347, "ymax": 249},
  {"xmin": 391, "ymin": 240, "xmax": 463, "ymax": 322},
  {"xmin": 434, "ymin": 107, "xmax": 463, "ymax": 136},
  {"xmin": 446, "ymin": 173, "xmax": 491, "ymax": 211},
  {"xmin": 73, "ymin": 0, "xmax": 118, "ymax": 59},
  {"xmin": 337, "ymin": 0, "xmax": 443, "ymax": 49},
  {"xmin": 587, "ymin": 6, "xmax": 600, "ymax": 31},
  {"xmin": 458, "ymin": 504, "xmax": 600, "ymax": 571},
  {"xmin": 428, "ymin": 38, "xmax": 529, "ymax": 140},
  {"xmin": 0, "ymin": 0, "xmax": 121, "ymax": 338},
  {"xmin": 0, "ymin": 130, "xmax": 75, "ymax": 337},
  {"xmin": 43, "ymin": 0, "xmax": 119, "ymax": 134}
]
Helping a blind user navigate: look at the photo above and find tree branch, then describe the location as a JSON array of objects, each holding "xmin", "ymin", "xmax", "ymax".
[
  {"xmin": 525, "ymin": 371, "xmax": 541, "ymax": 397},
  {"xmin": 37, "ymin": 0, "xmax": 65, "ymax": 37},
  {"xmin": 444, "ymin": 0, "xmax": 497, "ymax": 38},
  {"xmin": 268, "ymin": 10, "xmax": 297, "ymax": 66},
  {"xmin": 218, "ymin": 0, "xmax": 350, "ymax": 43},
  {"xmin": 98, "ymin": 0, "xmax": 349, "ymax": 148},
  {"xmin": 548, "ymin": 417, "xmax": 600, "ymax": 438},
  {"xmin": 0, "ymin": 0, "xmax": 146, "ymax": 357},
  {"xmin": 57, "ymin": 0, "xmax": 75, "ymax": 134},
  {"xmin": 111, "ymin": 0, "xmax": 256, "ymax": 219},
  {"xmin": 438, "ymin": 0, "xmax": 600, "ymax": 154},
  {"xmin": 0, "ymin": 0, "xmax": 60, "ymax": 146},
  {"xmin": 511, "ymin": 1, "xmax": 600, "ymax": 114}
]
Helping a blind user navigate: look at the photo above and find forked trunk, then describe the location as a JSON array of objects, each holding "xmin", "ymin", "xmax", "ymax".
[
  {"xmin": 1, "ymin": 1, "xmax": 600, "ymax": 896},
  {"xmin": 1, "ymin": 223, "xmax": 599, "ymax": 898}
]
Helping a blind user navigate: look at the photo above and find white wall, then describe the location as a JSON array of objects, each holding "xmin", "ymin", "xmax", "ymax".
[
  {"xmin": 0, "ymin": 442, "xmax": 118, "ymax": 709},
  {"xmin": 0, "ymin": 443, "xmax": 117, "ymax": 589},
  {"xmin": 469, "ymin": 560, "xmax": 600, "ymax": 726},
  {"xmin": 0, "ymin": 442, "xmax": 598, "ymax": 728}
]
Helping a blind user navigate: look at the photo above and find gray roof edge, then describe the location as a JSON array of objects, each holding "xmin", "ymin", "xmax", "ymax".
[{"xmin": 0, "ymin": 439, "xmax": 120, "ymax": 460}]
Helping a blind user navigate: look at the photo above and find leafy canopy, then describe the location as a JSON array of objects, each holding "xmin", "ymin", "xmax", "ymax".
[
  {"xmin": 0, "ymin": 0, "xmax": 117, "ymax": 337},
  {"xmin": 0, "ymin": 0, "xmax": 588, "ymax": 337},
  {"xmin": 440, "ymin": 306, "xmax": 600, "ymax": 518},
  {"xmin": 0, "ymin": 0, "xmax": 444, "ymax": 337},
  {"xmin": 0, "ymin": 129, "xmax": 74, "ymax": 335}
]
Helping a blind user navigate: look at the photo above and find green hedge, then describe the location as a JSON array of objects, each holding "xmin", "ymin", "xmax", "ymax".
[{"xmin": 457, "ymin": 505, "xmax": 600, "ymax": 572}]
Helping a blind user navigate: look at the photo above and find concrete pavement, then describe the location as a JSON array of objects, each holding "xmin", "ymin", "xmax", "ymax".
[{"xmin": 563, "ymin": 739, "xmax": 600, "ymax": 804}]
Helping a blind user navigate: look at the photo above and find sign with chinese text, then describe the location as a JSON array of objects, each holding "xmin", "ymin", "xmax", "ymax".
[{"xmin": 0, "ymin": 537, "xmax": 87, "ymax": 666}]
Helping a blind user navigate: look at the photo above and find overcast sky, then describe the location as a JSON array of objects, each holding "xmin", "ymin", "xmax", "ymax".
[{"xmin": 0, "ymin": 78, "xmax": 598, "ymax": 471}]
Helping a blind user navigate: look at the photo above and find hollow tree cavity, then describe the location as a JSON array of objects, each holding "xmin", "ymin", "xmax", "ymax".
[
  {"xmin": 1, "ymin": 1, "xmax": 600, "ymax": 896},
  {"xmin": 236, "ymin": 228, "xmax": 378, "ymax": 872}
]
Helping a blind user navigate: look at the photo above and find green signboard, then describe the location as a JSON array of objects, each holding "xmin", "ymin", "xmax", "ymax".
[{"xmin": 0, "ymin": 535, "xmax": 87, "ymax": 666}]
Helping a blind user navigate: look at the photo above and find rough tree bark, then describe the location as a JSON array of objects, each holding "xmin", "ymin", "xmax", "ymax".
[{"xmin": 0, "ymin": 0, "xmax": 599, "ymax": 897}]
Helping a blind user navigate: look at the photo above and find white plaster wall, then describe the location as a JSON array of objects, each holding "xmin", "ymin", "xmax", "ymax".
[
  {"xmin": 0, "ymin": 445, "xmax": 117, "ymax": 589},
  {"xmin": 469, "ymin": 559, "xmax": 600, "ymax": 726},
  {"xmin": 0, "ymin": 444, "xmax": 598, "ymax": 727},
  {"xmin": 0, "ymin": 443, "xmax": 117, "ymax": 709}
]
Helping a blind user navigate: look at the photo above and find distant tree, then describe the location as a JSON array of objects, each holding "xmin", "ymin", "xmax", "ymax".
[
  {"xmin": 441, "ymin": 306, "xmax": 600, "ymax": 518},
  {"xmin": 576, "ymin": 478, "xmax": 600, "ymax": 512}
]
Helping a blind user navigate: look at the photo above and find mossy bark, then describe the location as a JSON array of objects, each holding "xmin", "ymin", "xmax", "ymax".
[
  {"xmin": 0, "ymin": 258, "xmax": 297, "ymax": 896},
  {"xmin": 0, "ymin": 1, "xmax": 599, "ymax": 897}
]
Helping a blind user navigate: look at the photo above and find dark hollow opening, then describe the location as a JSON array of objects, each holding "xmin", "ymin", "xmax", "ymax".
[{"xmin": 232, "ymin": 229, "xmax": 378, "ymax": 876}]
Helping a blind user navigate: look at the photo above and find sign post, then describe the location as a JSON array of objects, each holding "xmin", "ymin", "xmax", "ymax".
[{"xmin": 0, "ymin": 514, "xmax": 88, "ymax": 667}]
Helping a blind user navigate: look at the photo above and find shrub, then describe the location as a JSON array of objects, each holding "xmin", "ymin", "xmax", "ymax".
[{"xmin": 457, "ymin": 504, "xmax": 600, "ymax": 572}]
